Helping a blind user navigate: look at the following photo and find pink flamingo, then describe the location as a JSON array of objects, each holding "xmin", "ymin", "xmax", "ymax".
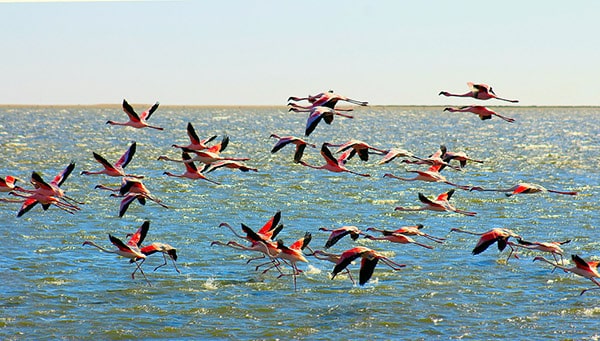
[
  {"xmin": 201, "ymin": 160, "xmax": 258, "ymax": 173},
  {"xmin": 534, "ymin": 254, "xmax": 600, "ymax": 295},
  {"xmin": 124, "ymin": 222, "xmax": 180, "ymax": 273},
  {"xmin": 288, "ymin": 90, "xmax": 368, "ymax": 109},
  {"xmin": 289, "ymin": 105, "xmax": 354, "ymax": 136},
  {"xmin": 366, "ymin": 225, "xmax": 445, "ymax": 244},
  {"xmin": 305, "ymin": 249, "xmax": 356, "ymax": 284},
  {"xmin": 378, "ymin": 148, "xmax": 425, "ymax": 165},
  {"xmin": 441, "ymin": 149, "xmax": 484, "ymax": 170},
  {"xmin": 163, "ymin": 151, "xmax": 220, "ymax": 185},
  {"xmin": 512, "ymin": 238, "xmax": 571, "ymax": 264},
  {"xmin": 172, "ymin": 122, "xmax": 217, "ymax": 150},
  {"xmin": 83, "ymin": 221, "xmax": 151, "ymax": 285},
  {"xmin": 299, "ymin": 143, "xmax": 371, "ymax": 177},
  {"xmin": 332, "ymin": 246, "xmax": 406, "ymax": 286},
  {"xmin": 439, "ymin": 82, "xmax": 519, "ymax": 103},
  {"xmin": 383, "ymin": 163, "xmax": 470, "ymax": 190},
  {"xmin": 270, "ymin": 134, "xmax": 316, "ymax": 163},
  {"xmin": 0, "ymin": 175, "xmax": 22, "ymax": 192},
  {"xmin": 364, "ymin": 230, "xmax": 434, "ymax": 249},
  {"xmin": 443, "ymin": 106, "xmax": 515, "ymax": 123},
  {"xmin": 469, "ymin": 182, "xmax": 578, "ymax": 196},
  {"xmin": 324, "ymin": 139, "xmax": 387, "ymax": 162},
  {"xmin": 450, "ymin": 228, "xmax": 520, "ymax": 259},
  {"xmin": 395, "ymin": 189, "xmax": 477, "ymax": 216},
  {"xmin": 107, "ymin": 99, "xmax": 163, "ymax": 130},
  {"xmin": 81, "ymin": 141, "xmax": 143, "ymax": 178},
  {"xmin": 270, "ymin": 232, "xmax": 312, "ymax": 290},
  {"xmin": 318, "ymin": 225, "xmax": 363, "ymax": 249},
  {"xmin": 108, "ymin": 178, "xmax": 168, "ymax": 217}
]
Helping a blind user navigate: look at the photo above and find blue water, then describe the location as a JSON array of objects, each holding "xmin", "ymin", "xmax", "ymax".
[{"xmin": 0, "ymin": 105, "xmax": 598, "ymax": 340}]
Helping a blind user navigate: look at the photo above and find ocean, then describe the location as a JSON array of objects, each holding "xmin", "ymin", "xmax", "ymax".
[{"xmin": 0, "ymin": 105, "xmax": 598, "ymax": 340}]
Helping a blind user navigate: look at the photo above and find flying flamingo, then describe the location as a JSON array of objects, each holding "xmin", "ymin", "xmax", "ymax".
[
  {"xmin": 270, "ymin": 232, "xmax": 312, "ymax": 290},
  {"xmin": 378, "ymin": 148, "xmax": 426, "ymax": 165},
  {"xmin": 441, "ymin": 149, "xmax": 484, "ymax": 170},
  {"xmin": 288, "ymin": 90, "xmax": 368, "ymax": 109},
  {"xmin": 511, "ymin": 238, "xmax": 571, "ymax": 264},
  {"xmin": 443, "ymin": 106, "xmax": 515, "ymax": 123},
  {"xmin": 172, "ymin": 122, "xmax": 217, "ymax": 151},
  {"xmin": 83, "ymin": 221, "xmax": 151, "ymax": 285},
  {"xmin": 450, "ymin": 228, "xmax": 520, "ymax": 259},
  {"xmin": 383, "ymin": 163, "xmax": 471, "ymax": 190},
  {"xmin": 298, "ymin": 143, "xmax": 371, "ymax": 177},
  {"xmin": 163, "ymin": 151, "xmax": 220, "ymax": 185},
  {"xmin": 533, "ymin": 254, "xmax": 600, "ymax": 295},
  {"xmin": 324, "ymin": 139, "xmax": 387, "ymax": 162},
  {"xmin": 331, "ymin": 246, "xmax": 406, "ymax": 286},
  {"xmin": 158, "ymin": 136, "xmax": 249, "ymax": 165},
  {"xmin": 81, "ymin": 142, "xmax": 143, "ymax": 178},
  {"xmin": 439, "ymin": 82, "xmax": 519, "ymax": 103},
  {"xmin": 137, "ymin": 243, "xmax": 180, "ymax": 273},
  {"xmin": 289, "ymin": 105, "xmax": 354, "ymax": 136},
  {"xmin": 11, "ymin": 163, "xmax": 81, "ymax": 216},
  {"xmin": 201, "ymin": 160, "xmax": 258, "ymax": 173},
  {"xmin": 305, "ymin": 249, "xmax": 356, "ymax": 284},
  {"xmin": 106, "ymin": 99, "xmax": 163, "ymax": 130},
  {"xmin": 394, "ymin": 189, "xmax": 477, "ymax": 216},
  {"xmin": 366, "ymin": 225, "xmax": 445, "ymax": 244},
  {"xmin": 364, "ymin": 231, "xmax": 434, "ymax": 249},
  {"xmin": 469, "ymin": 182, "xmax": 578, "ymax": 196},
  {"xmin": 109, "ymin": 178, "xmax": 168, "ymax": 217},
  {"xmin": 400, "ymin": 145, "xmax": 460, "ymax": 170},
  {"xmin": 318, "ymin": 225, "xmax": 363, "ymax": 249},
  {"xmin": 270, "ymin": 134, "xmax": 316, "ymax": 163}
]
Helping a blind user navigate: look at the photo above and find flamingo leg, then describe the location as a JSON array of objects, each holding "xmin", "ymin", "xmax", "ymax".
[{"xmin": 579, "ymin": 278, "xmax": 600, "ymax": 296}]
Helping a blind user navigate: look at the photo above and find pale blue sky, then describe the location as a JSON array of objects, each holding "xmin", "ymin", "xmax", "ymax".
[{"xmin": 1, "ymin": 0, "xmax": 599, "ymax": 106}]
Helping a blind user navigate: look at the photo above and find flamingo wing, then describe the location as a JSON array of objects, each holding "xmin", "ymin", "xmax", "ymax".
[
  {"xmin": 320, "ymin": 144, "xmax": 339, "ymax": 167},
  {"xmin": 140, "ymin": 102, "xmax": 160, "ymax": 121},
  {"xmin": 258, "ymin": 211, "xmax": 282, "ymax": 237},
  {"xmin": 122, "ymin": 99, "xmax": 141, "ymax": 122},
  {"xmin": 306, "ymin": 111, "xmax": 324, "ymax": 136},
  {"xmin": 92, "ymin": 152, "xmax": 116, "ymax": 171},
  {"xmin": 324, "ymin": 230, "xmax": 352, "ymax": 249},
  {"xmin": 128, "ymin": 220, "xmax": 150, "ymax": 247},
  {"xmin": 108, "ymin": 234, "xmax": 135, "ymax": 253},
  {"xmin": 437, "ymin": 189, "xmax": 455, "ymax": 202},
  {"xmin": 30, "ymin": 172, "xmax": 53, "ymax": 191},
  {"xmin": 118, "ymin": 194, "xmax": 141, "ymax": 218},
  {"xmin": 241, "ymin": 223, "xmax": 266, "ymax": 243},
  {"xmin": 359, "ymin": 256, "xmax": 379, "ymax": 285},
  {"xmin": 115, "ymin": 142, "xmax": 137, "ymax": 169},
  {"xmin": 181, "ymin": 152, "xmax": 199, "ymax": 172},
  {"xmin": 271, "ymin": 138, "xmax": 291, "ymax": 153},
  {"xmin": 17, "ymin": 197, "xmax": 39, "ymax": 217},
  {"xmin": 186, "ymin": 122, "xmax": 201, "ymax": 144},
  {"xmin": 293, "ymin": 144, "xmax": 307, "ymax": 163},
  {"xmin": 572, "ymin": 254, "xmax": 594, "ymax": 272},
  {"xmin": 332, "ymin": 250, "xmax": 362, "ymax": 278},
  {"xmin": 51, "ymin": 162, "xmax": 76, "ymax": 187}
]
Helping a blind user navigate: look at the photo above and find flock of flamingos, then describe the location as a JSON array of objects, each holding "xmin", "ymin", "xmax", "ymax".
[{"xmin": 1, "ymin": 82, "xmax": 592, "ymax": 293}]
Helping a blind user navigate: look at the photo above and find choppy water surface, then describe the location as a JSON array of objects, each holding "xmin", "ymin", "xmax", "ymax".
[{"xmin": 0, "ymin": 106, "xmax": 598, "ymax": 340}]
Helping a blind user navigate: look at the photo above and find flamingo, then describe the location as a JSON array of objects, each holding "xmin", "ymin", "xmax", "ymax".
[
  {"xmin": 201, "ymin": 160, "xmax": 258, "ymax": 173},
  {"xmin": 109, "ymin": 178, "xmax": 168, "ymax": 217},
  {"xmin": 443, "ymin": 106, "xmax": 515, "ymax": 123},
  {"xmin": 400, "ymin": 145, "xmax": 460, "ymax": 170},
  {"xmin": 441, "ymin": 149, "xmax": 484, "ymax": 170},
  {"xmin": 533, "ymin": 254, "xmax": 600, "ymax": 295},
  {"xmin": 298, "ymin": 143, "xmax": 371, "ymax": 177},
  {"xmin": 394, "ymin": 189, "xmax": 477, "ymax": 216},
  {"xmin": 511, "ymin": 238, "xmax": 571, "ymax": 264},
  {"xmin": 81, "ymin": 141, "xmax": 143, "ymax": 178},
  {"xmin": 172, "ymin": 122, "xmax": 217, "ymax": 151},
  {"xmin": 11, "ymin": 163, "xmax": 81, "ymax": 216},
  {"xmin": 270, "ymin": 134, "xmax": 316, "ymax": 163},
  {"xmin": 163, "ymin": 151, "xmax": 220, "ymax": 185},
  {"xmin": 270, "ymin": 232, "xmax": 312, "ymax": 290},
  {"xmin": 288, "ymin": 105, "xmax": 354, "ymax": 136},
  {"xmin": 305, "ymin": 249, "xmax": 356, "ymax": 284},
  {"xmin": 82, "ymin": 221, "xmax": 151, "ymax": 285},
  {"xmin": 138, "ymin": 243, "xmax": 180, "ymax": 273},
  {"xmin": 439, "ymin": 82, "xmax": 519, "ymax": 103},
  {"xmin": 331, "ymin": 246, "xmax": 406, "ymax": 286},
  {"xmin": 83, "ymin": 236, "xmax": 151, "ymax": 285},
  {"xmin": 158, "ymin": 136, "xmax": 249, "ymax": 165},
  {"xmin": 450, "ymin": 228, "xmax": 520, "ymax": 259},
  {"xmin": 364, "ymin": 231, "xmax": 434, "ymax": 249},
  {"xmin": 324, "ymin": 139, "xmax": 387, "ymax": 162},
  {"xmin": 288, "ymin": 90, "xmax": 368, "ymax": 109},
  {"xmin": 107, "ymin": 99, "xmax": 163, "ymax": 130},
  {"xmin": 318, "ymin": 225, "xmax": 363, "ymax": 249},
  {"xmin": 383, "ymin": 163, "xmax": 470, "ymax": 190},
  {"xmin": 469, "ymin": 182, "xmax": 578, "ymax": 196},
  {"xmin": 378, "ymin": 148, "xmax": 425, "ymax": 165},
  {"xmin": 366, "ymin": 225, "xmax": 445, "ymax": 244}
]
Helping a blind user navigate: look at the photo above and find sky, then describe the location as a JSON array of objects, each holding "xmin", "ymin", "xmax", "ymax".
[{"xmin": 1, "ymin": 0, "xmax": 599, "ymax": 106}]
